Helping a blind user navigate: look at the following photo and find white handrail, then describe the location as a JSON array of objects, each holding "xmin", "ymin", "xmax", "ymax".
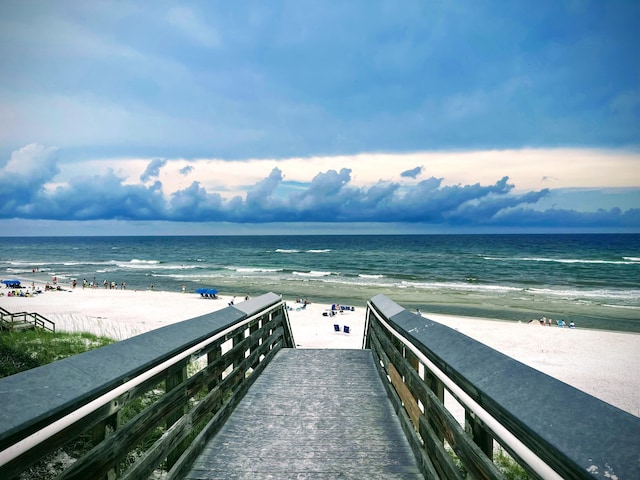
[
  {"xmin": 0, "ymin": 300, "xmax": 286, "ymax": 467},
  {"xmin": 367, "ymin": 302, "xmax": 563, "ymax": 480}
]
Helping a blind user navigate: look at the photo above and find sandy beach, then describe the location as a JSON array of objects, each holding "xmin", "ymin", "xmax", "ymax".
[{"xmin": 1, "ymin": 283, "xmax": 638, "ymax": 419}]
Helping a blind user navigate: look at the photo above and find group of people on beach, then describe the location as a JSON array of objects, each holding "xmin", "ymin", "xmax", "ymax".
[
  {"xmin": 77, "ymin": 278, "xmax": 127, "ymax": 290},
  {"xmin": 533, "ymin": 315, "xmax": 575, "ymax": 328}
]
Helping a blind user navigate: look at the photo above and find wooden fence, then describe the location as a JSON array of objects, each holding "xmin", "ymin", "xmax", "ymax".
[
  {"xmin": 365, "ymin": 294, "xmax": 640, "ymax": 479},
  {"xmin": 0, "ymin": 292, "xmax": 293, "ymax": 479}
]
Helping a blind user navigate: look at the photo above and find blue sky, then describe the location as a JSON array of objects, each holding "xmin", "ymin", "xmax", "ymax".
[{"xmin": 0, "ymin": 1, "xmax": 639, "ymax": 235}]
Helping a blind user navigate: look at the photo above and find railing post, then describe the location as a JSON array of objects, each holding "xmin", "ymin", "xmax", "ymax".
[
  {"xmin": 232, "ymin": 328, "xmax": 245, "ymax": 373},
  {"xmin": 249, "ymin": 317, "xmax": 261, "ymax": 369},
  {"xmin": 465, "ymin": 411, "xmax": 493, "ymax": 459},
  {"xmin": 91, "ymin": 413, "xmax": 119, "ymax": 480},
  {"xmin": 166, "ymin": 364, "xmax": 188, "ymax": 469}
]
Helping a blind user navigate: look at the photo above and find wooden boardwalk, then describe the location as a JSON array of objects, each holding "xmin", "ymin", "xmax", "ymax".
[{"xmin": 184, "ymin": 349, "xmax": 423, "ymax": 479}]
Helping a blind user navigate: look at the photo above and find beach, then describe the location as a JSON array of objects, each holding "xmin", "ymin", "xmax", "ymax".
[{"xmin": 1, "ymin": 283, "xmax": 639, "ymax": 419}]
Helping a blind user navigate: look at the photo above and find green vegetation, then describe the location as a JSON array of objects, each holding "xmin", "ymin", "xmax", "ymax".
[
  {"xmin": 447, "ymin": 444, "xmax": 530, "ymax": 479},
  {"xmin": 494, "ymin": 447, "xmax": 529, "ymax": 480},
  {"xmin": 0, "ymin": 329, "xmax": 114, "ymax": 378},
  {"xmin": 0, "ymin": 329, "xmax": 116, "ymax": 479}
]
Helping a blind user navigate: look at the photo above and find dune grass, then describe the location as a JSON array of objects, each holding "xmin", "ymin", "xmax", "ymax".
[{"xmin": 0, "ymin": 328, "xmax": 115, "ymax": 378}]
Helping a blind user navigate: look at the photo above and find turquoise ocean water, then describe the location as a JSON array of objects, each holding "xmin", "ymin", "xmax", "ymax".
[{"xmin": 1, "ymin": 234, "xmax": 639, "ymax": 332}]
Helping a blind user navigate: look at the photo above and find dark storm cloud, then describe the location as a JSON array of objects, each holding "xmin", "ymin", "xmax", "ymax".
[
  {"xmin": 140, "ymin": 158, "xmax": 168, "ymax": 182},
  {"xmin": 1, "ymin": 146, "xmax": 638, "ymax": 229},
  {"xmin": 400, "ymin": 166, "xmax": 423, "ymax": 179}
]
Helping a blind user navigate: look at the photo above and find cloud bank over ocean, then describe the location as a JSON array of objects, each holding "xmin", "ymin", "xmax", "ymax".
[{"xmin": 1, "ymin": 144, "xmax": 638, "ymax": 231}]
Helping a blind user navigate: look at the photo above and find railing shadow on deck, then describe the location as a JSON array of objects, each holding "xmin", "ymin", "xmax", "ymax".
[
  {"xmin": 0, "ymin": 292, "xmax": 294, "ymax": 480},
  {"xmin": 365, "ymin": 294, "xmax": 640, "ymax": 480}
]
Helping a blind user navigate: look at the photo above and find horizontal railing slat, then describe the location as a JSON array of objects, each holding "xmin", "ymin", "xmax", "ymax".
[
  {"xmin": 367, "ymin": 294, "xmax": 640, "ymax": 479},
  {"xmin": 0, "ymin": 292, "xmax": 292, "ymax": 479}
]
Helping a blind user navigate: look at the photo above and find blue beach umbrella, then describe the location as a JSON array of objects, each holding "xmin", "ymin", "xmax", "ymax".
[
  {"xmin": 196, "ymin": 287, "xmax": 219, "ymax": 296},
  {"xmin": 1, "ymin": 279, "xmax": 21, "ymax": 287}
]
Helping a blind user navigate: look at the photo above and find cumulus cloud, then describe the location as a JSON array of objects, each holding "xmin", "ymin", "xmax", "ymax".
[
  {"xmin": 0, "ymin": 143, "xmax": 59, "ymax": 209},
  {"xmin": 1, "ymin": 145, "xmax": 638, "ymax": 229},
  {"xmin": 179, "ymin": 165, "xmax": 194, "ymax": 175},
  {"xmin": 400, "ymin": 166, "xmax": 423, "ymax": 178},
  {"xmin": 140, "ymin": 158, "xmax": 168, "ymax": 182}
]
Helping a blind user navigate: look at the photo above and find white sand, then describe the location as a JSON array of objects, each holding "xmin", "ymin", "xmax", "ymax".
[{"xmin": 2, "ymin": 285, "xmax": 638, "ymax": 418}]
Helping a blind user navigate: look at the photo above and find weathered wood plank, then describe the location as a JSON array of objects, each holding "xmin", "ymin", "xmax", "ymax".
[{"xmin": 184, "ymin": 349, "xmax": 423, "ymax": 480}]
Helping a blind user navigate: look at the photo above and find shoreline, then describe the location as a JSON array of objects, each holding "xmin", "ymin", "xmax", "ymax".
[{"xmin": 1, "ymin": 280, "xmax": 639, "ymax": 418}]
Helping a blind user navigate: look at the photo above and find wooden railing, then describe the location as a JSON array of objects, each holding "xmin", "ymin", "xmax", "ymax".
[
  {"xmin": 0, "ymin": 306, "xmax": 56, "ymax": 332},
  {"xmin": 365, "ymin": 294, "xmax": 640, "ymax": 479},
  {"xmin": 0, "ymin": 292, "xmax": 293, "ymax": 479}
]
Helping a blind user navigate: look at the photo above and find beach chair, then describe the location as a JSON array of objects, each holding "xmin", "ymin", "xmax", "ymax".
[
  {"xmin": 334, "ymin": 324, "xmax": 340, "ymax": 332},
  {"xmin": 343, "ymin": 325, "xmax": 350, "ymax": 334}
]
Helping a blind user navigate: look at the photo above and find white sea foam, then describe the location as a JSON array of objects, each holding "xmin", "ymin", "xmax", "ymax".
[
  {"xmin": 293, "ymin": 270, "xmax": 333, "ymax": 277},
  {"xmin": 117, "ymin": 259, "xmax": 167, "ymax": 269},
  {"xmin": 528, "ymin": 287, "xmax": 640, "ymax": 302},
  {"xmin": 306, "ymin": 249, "xmax": 331, "ymax": 253},
  {"xmin": 400, "ymin": 280, "xmax": 522, "ymax": 293},
  {"xmin": 275, "ymin": 249, "xmax": 300, "ymax": 253},
  {"xmin": 232, "ymin": 267, "xmax": 283, "ymax": 273},
  {"xmin": 484, "ymin": 256, "xmax": 640, "ymax": 265}
]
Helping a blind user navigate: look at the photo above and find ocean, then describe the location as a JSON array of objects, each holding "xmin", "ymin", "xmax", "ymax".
[{"xmin": 1, "ymin": 234, "xmax": 639, "ymax": 332}]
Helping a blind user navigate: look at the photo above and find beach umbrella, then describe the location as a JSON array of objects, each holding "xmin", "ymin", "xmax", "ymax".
[
  {"xmin": 1, "ymin": 279, "xmax": 21, "ymax": 287},
  {"xmin": 206, "ymin": 289, "xmax": 219, "ymax": 295},
  {"xmin": 195, "ymin": 287, "xmax": 209, "ymax": 294}
]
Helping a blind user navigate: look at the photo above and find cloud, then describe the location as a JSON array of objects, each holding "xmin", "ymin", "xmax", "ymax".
[
  {"xmin": 2, "ymin": 2, "xmax": 639, "ymax": 159},
  {"xmin": 0, "ymin": 143, "xmax": 59, "ymax": 208},
  {"xmin": 1, "ymin": 145, "xmax": 638, "ymax": 230},
  {"xmin": 400, "ymin": 166, "xmax": 423, "ymax": 179},
  {"xmin": 140, "ymin": 158, "xmax": 168, "ymax": 182},
  {"xmin": 179, "ymin": 165, "xmax": 194, "ymax": 175},
  {"xmin": 166, "ymin": 6, "xmax": 220, "ymax": 48}
]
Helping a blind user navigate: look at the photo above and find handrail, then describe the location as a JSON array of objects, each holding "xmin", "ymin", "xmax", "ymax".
[
  {"xmin": 0, "ymin": 292, "xmax": 294, "ymax": 479},
  {"xmin": 365, "ymin": 294, "xmax": 640, "ymax": 479}
]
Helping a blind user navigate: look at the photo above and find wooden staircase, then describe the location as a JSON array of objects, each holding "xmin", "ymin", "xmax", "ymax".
[{"xmin": 0, "ymin": 307, "xmax": 55, "ymax": 333}]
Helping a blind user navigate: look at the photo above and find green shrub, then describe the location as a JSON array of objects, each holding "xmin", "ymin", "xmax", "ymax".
[{"xmin": 0, "ymin": 330, "xmax": 114, "ymax": 378}]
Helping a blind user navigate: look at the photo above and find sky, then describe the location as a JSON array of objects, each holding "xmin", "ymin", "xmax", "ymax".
[{"xmin": 0, "ymin": 1, "xmax": 639, "ymax": 236}]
